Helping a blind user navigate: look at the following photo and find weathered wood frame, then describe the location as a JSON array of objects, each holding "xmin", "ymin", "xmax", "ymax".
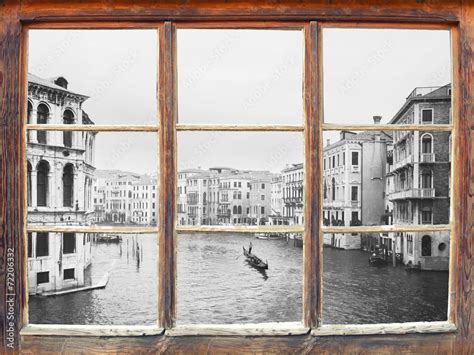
[{"xmin": 0, "ymin": 1, "xmax": 472, "ymax": 353}]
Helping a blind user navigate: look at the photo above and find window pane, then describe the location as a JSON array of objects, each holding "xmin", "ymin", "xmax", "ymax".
[
  {"xmin": 177, "ymin": 232, "xmax": 302, "ymax": 324},
  {"xmin": 322, "ymin": 28, "xmax": 451, "ymax": 125},
  {"xmin": 28, "ymin": 29, "xmax": 157, "ymax": 125},
  {"xmin": 26, "ymin": 131, "xmax": 158, "ymax": 227},
  {"xmin": 28, "ymin": 233, "xmax": 157, "ymax": 325},
  {"xmin": 322, "ymin": 130, "xmax": 451, "ymax": 235},
  {"xmin": 177, "ymin": 29, "xmax": 304, "ymax": 124},
  {"xmin": 177, "ymin": 132, "xmax": 304, "ymax": 226},
  {"xmin": 323, "ymin": 230, "xmax": 450, "ymax": 324}
]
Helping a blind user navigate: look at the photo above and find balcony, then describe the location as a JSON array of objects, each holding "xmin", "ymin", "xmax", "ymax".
[
  {"xmin": 389, "ymin": 188, "xmax": 435, "ymax": 200},
  {"xmin": 420, "ymin": 153, "xmax": 436, "ymax": 163},
  {"xmin": 393, "ymin": 154, "xmax": 414, "ymax": 171},
  {"xmin": 350, "ymin": 166, "xmax": 360, "ymax": 173}
]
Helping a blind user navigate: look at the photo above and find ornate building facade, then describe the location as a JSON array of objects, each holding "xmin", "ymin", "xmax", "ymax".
[{"xmin": 27, "ymin": 73, "xmax": 95, "ymax": 294}]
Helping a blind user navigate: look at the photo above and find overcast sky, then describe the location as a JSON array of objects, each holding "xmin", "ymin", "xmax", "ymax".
[{"xmin": 28, "ymin": 28, "xmax": 450, "ymax": 174}]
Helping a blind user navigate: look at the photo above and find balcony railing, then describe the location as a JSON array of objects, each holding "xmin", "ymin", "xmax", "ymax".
[
  {"xmin": 393, "ymin": 154, "xmax": 413, "ymax": 171},
  {"xmin": 389, "ymin": 188, "xmax": 435, "ymax": 200},
  {"xmin": 351, "ymin": 166, "xmax": 360, "ymax": 173},
  {"xmin": 420, "ymin": 153, "xmax": 436, "ymax": 163}
]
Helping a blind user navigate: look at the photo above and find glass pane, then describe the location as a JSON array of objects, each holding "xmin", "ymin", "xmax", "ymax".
[
  {"xmin": 322, "ymin": 130, "xmax": 450, "ymax": 235},
  {"xmin": 322, "ymin": 28, "xmax": 451, "ymax": 125},
  {"xmin": 177, "ymin": 29, "xmax": 304, "ymax": 124},
  {"xmin": 177, "ymin": 232, "xmax": 302, "ymax": 324},
  {"xmin": 177, "ymin": 132, "xmax": 304, "ymax": 226},
  {"xmin": 28, "ymin": 29, "xmax": 157, "ymax": 125},
  {"xmin": 28, "ymin": 233, "xmax": 157, "ymax": 325},
  {"xmin": 323, "ymin": 230, "xmax": 450, "ymax": 324},
  {"xmin": 27, "ymin": 131, "xmax": 158, "ymax": 226}
]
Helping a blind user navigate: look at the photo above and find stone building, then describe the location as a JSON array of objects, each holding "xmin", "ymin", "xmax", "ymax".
[
  {"xmin": 387, "ymin": 84, "xmax": 451, "ymax": 270},
  {"xmin": 249, "ymin": 175, "xmax": 273, "ymax": 225},
  {"xmin": 282, "ymin": 163, "xmax": 304, "ymax": 225},
  {"xmin": 27, "ymin": 73, "xmax": 95, "ymax": 294},
  {"xmin": 323, "ymin": 117, "xmax": 391, "ymax": 249}
]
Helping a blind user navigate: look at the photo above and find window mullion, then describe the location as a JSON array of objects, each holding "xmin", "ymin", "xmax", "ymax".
[
  {"xmin": 158, "ymin": 21, "xmax": 177, "ymax": 329},
  {"xmin": 303, "ymin": 21, "xmax": 322, "ymax": 328}
]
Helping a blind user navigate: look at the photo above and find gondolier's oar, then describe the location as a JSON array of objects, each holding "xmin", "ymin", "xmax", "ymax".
[{"xmin": 235, "ymin": 253, "xmax": 243, "ymax": 260}]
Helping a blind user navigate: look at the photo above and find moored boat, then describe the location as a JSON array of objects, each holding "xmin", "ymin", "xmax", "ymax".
[
  {"xmin": 243, "ymin": 246, "xmax": 268, "ymax": 270},
  {"xmin": 369, "ymin": 252, "xmax": 386, "ymax": 266},
  {"xmin": 95, "ymin": 234, "xmax": 122, "ymax": 243}
]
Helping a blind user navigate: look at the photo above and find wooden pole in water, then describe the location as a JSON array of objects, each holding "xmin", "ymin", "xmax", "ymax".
[{"xmin": 392, "ymin": 237, "xmax": 396, "ymax": 267}]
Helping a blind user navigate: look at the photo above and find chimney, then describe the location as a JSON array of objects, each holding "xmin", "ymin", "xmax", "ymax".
[
  {"xmin": 373, "ymin": 115, "xmax": 382, "ymax": 124},
  {"xmin": 326, "ymin": 139, "xmax": 331, "ymax": 147}
]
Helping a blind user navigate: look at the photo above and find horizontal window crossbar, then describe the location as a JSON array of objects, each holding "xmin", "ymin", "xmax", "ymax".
[
  {"xmin": 312, "ymin": 321, "xmax": 456, "ymax": 337},
  {"xmin": 322, "ymin": 123, "xmax": 452, "ymax": 131},
  {"xmin": 166, "ymin": 322, "xmax": 309, "ymax": 337},
  {"xmin": 322, "ymin": 224, "xmax": 451, "ymax": 233},
  {"xmin": 176, "ymin": 124, "xmax": 305, "ymax": 131},
  {"xmin": 176, "ymin": 225, "xmax": 304, "ymax": 233},
  {"xmin": 21, "ymin": 324, "xmax": 164, "ymax": 337},
  {"xmin": 25, "ymin": 124, "xmax": 159, "ymax": 132},
  {"xmin": 26, "ymin": 225, "xmax": 159, "ymax": 234}
]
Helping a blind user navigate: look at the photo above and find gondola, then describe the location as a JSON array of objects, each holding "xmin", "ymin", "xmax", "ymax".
[
  {"xmin": 369, "ymin": 252, "xmax": 386, "ymax": 266},
  {"xmin": 243, "ymin": 246, "xmax": 268, "ymax": 270}
]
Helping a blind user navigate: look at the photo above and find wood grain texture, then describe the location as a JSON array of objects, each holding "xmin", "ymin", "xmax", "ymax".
[
  {"xmin": 303, "ymin": 21, "xmax": 321, "ymax": 329},
  {"xmin": 25, "ymin": 124, "xmax": 159, "ymax": 131},
  {"xmin": 322, "ymin": 224, "xmax": 451, "ymax": 233},
  {"xmin": 312, "ymin": 321, "xmax": 457, "ymax": 336},
  {"xmin": 25, "ymin": 225, "xmax": 159, "ymax": 234},
  {"xmin": 166, "ymin": 322, "xmax": 308, "ymax": 337},
  {"xmin": 0, "ymin": 0, "xmax": 472, "ymax": 353},
  {"xmin": 157, "ymin": 21, "xmax": 176, "ymax": 329},
  {"xmin": 176, "ymin": 225, "xmax": 304, "ymax": 234},
  {"xmin": 0, "ymin": 3, "xmax": 23, "ymax": 352},
  {"xmin": 20, "ymin": 324, "xmax": 164, "ymax": 337},
  {"xmin": 322, "ymin": 123, "xmax": 453, "ymax": 131},
  {"xmin": 176, "ymin": 123, "xmax": 304, "ymax": 131}
]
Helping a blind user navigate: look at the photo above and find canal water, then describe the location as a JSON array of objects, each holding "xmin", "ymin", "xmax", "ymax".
[{"xmin": 29, "ymin": 233, "xmax": 448, "ymax": 325}]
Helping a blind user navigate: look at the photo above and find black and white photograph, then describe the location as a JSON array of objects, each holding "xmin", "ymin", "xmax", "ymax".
[{"xmin": 25, "ymin": 26, "xmax": 451, "ymax": 327}]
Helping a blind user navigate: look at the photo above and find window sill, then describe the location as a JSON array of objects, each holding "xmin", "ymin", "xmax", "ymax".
[
  {"xmin": 166, "ymin": 322, "xmax": 309, "ymax": 337},
  {"xmin": 20, "ymin": 324, "xmax": 164, "ymax": 337},
  {"xmin": 311, "ymin": 321, "xmax": 456, "ymax": 337}
]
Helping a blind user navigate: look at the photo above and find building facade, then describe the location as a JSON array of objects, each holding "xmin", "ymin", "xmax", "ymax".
[
  {"xmin": 323, "ymin": 117, "xmax": 391, "ymax": 249},
  {"xmin": 387, "ymin": 85, "xmax": 451, "ymax": 270},
  {"xmin": 27, "ymin": 73, "xmax": 95, "ymax": 294},
  {"xmin": 280, "ymin": 163, "xmax": 304, "ymax": 226}
]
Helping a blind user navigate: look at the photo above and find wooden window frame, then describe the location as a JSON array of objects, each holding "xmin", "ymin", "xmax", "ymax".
[{"xmin": 1, "ymin": 1, "xmax": 472, "ymax": 353}]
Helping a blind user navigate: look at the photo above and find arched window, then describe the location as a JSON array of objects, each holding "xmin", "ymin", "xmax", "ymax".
[
  {"xmin": 233, "ymin": 206, "xmax": 237, "ymax": 214},
  {"xmin": 63, "ymin": 164, "xmax": 74, "ymax": 207},
  {"xmin": 331, "ymin": 178, "xmax": 336, "ymax": 201},
  {"xmin": 63, "ymin": 110, "xmax": 74, "ymax": 147},
  {"xmin": 37, "ymin": 160, "xmax": 49, "ymax": 206},
  {"xmin": 203, "ymin": 192, "xmax": 207, "ymax": 203},
  {"xmin": 237, "ymin": 206, "xmax": 242, "ymax": 214},
  {"xmin": 27, "ymin": 161, "xmax": 32, "ymax": 206},
  {"xmin": 421, "ymin": 170, "xmax": 433, "ymax": 189},
  {"xmin": 422, "ymin": 235, "xmax": 432, "ymax": 256},
  {"xmin": 27, "ymin": 102, "xmax": 32, "ymax": 142},
  {"xmin": 37, "ymin": 104, "xmax": 49, "ymax": 144},
  {"xmin": 421, "ymin": 134, "xmax": 433, "ymax": 154}
]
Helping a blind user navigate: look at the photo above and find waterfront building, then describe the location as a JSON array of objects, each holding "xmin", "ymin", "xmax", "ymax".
[
  {"xmin": 282, "ymin": 163, "xmax": 304, "ymax": 225},
  {"xmin": 131, "ymin": 175, "xmax": 157, "ymax": 225},
  {"xmin": 387, "ymin": 84, "xmax": 451, "ymax": 270},
  {"xmin": 217, "ymin": 170, "xmax": 253, "ymax": 225},
  {"xmin": 27, "ymin": 73, "xmax": 95, "ymax": 294},
  {"xmin": 186, "ymin": 170, "xmax": 212, "ymax": 225},
  {"xmin": 323, "ymin": 116, "xmax": 391, "ymax": 249},
  {"xmin": 249, "ymin": 175, "xmax": 273, "ymax": 225},
  {"xmin": 268, "ymin": 175, "xmax": 286, "ymax": 225},
  {"xmin": 177, "ymin": 169, "xmax": 204, "ymax": 225}
]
